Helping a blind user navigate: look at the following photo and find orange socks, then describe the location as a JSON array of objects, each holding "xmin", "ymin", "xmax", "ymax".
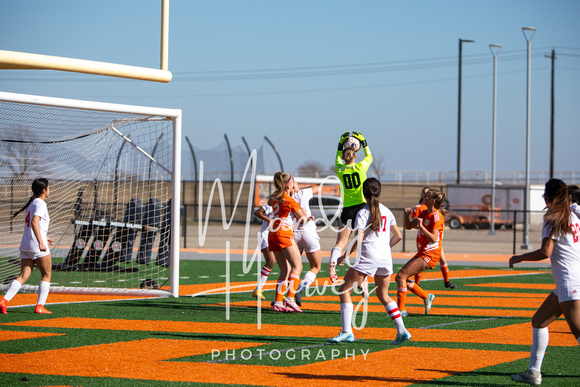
[
  {"xmin": 440, "ymin": 264, "xmax": 450, "ymax": 283},
  {"xmin": 408, "ymin": 281, "xmax": 428, "ymax": 300},
  {"xmin": 286, "ymin": 273, "xmax": 301, "ymax": 299},
  {"xmin": 275, "ymin": 280, "xmax": 287, "ymax": 302},
  {"xmin": 397, "ymin": 285, "xmax": 408, "ymax": 311},
  {"xmin": 414, "ymin": 272, "xmax": 422, "ymax": 285}
]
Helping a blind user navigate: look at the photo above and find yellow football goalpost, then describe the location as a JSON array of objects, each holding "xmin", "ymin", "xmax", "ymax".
[{"xmin": 0, "ymin": 0, "xmax": 172, "ymax": 83}]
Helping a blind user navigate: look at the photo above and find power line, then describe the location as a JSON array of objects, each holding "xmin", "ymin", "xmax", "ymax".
[{"xmin": 0, "ymin": 46, "xmax": 571, "ymax": 83}]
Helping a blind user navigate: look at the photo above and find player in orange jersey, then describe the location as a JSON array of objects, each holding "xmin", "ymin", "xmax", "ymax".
[
  {"xmin": 411, "ymin": 187, "xmax": 456, "ymax": 289},
  {"xmin": 396, "ymin": 189, "xmax": 448, "ymax": 316},
  {"xmin": 268, "ymin": 172, "xmax": 309, "ymax": 313}
]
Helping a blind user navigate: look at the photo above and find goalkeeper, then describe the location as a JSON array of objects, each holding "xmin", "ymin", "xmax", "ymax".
[{"xmin": 328, "ymin": 131, "xmax": 373, "ymax": 283}]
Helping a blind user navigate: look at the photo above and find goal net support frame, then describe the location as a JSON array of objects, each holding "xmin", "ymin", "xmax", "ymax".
[{"xmin": 0, "ymin": 91, "xmax": 181, "ymax": 297}]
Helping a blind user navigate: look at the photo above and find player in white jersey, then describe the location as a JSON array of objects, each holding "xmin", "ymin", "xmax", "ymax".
[
  {"xmin": 1, "ymin": 178, "xmax": 54, "ymax": 314},
  {"xmin": 328, "ymin": 178, "xmax": 411, "ymax": 345},
  {"xmin": 252, "ymin": 203, "xmax": 278, "ymax": 300},
  {"xmin": 509, "ymin": 179, "xmax": 580, "ymax": 386},
  {"xmin": 291, "ymin": 180, "xmax": 323, "ymax": 306}
]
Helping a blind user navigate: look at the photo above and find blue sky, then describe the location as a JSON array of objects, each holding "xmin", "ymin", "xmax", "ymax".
[{"xmin": 1, "ymin": 0, "xmax": 579, "ymax": 178}]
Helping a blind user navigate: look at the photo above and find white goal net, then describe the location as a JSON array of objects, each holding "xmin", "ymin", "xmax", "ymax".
[{"xmin": 0, "ymin": 92, "xmax": 181, "ymax": 297}]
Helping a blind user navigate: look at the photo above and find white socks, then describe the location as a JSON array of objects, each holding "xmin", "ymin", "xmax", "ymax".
[
  {"xmin": 340, "ymin": 303, "xmax": 353, "ymax": 334},
  {"xmin": 256, "ymin": 265, "xmax": 271, "ymax": 291},
  {"xmin": 385, "ymin": 301, "xmax": 406, "ymax": 334},
  {"xmin": 529, "ymin": 326, "xmax": 549, "ymax": 372},
  {"xmin": 4, "ymin": 280, "xmax": 22, "ymax": 302},
  {"xmin": 297, "ymin": 271, "xmax": 317, "ymax": 294},
  {"xmin": 37, "ymin": 281, "xmax": 51, "ymax": 306},
  {"xmin": 329, "ymin": 247, "xmax": 342, "ymax": 263}
]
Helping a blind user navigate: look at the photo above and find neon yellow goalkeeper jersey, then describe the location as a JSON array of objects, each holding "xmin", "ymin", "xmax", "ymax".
[{"xmin": 335, "ymin": 146, "xmax": 373, "ymax": 207}]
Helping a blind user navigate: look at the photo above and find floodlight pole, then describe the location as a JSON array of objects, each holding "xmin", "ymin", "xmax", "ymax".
[
  {"xmin": 457, "ymin": 38, "xmax": 475, "ymax": 184},
  {"xmin": 521, "ymin": 27, "xmax": 536, "ymax": 250},
  {"xmin": 489, "ymin": 44, "xmax": 501, "ymax": 235}
]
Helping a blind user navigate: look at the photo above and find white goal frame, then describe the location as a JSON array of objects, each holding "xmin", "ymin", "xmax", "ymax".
[{"xmin": 0, "ymin": 91, "xmax": 182, "ymax": 297}]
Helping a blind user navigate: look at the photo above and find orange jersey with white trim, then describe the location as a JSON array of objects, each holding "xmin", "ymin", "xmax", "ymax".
[
  {"xmin": 414, "ymin": 209, "xmax": 444, "ymax": 263},
  {"xmin": 270, "ymin": 193, "xmax": 301, "ymax": 238}
]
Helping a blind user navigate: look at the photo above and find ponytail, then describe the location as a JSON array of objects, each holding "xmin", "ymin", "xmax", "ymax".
[
  {"xmin": 271, "ymin": 172, "xmax": 292, "ymax": 201},
  {"xmin": 13, "ymin": 195, "xmax": 35, "ymax": 218},
  {"xmin": 362, "ymin": 177, "xmax": 382, "ymax": 231},
  {"xmin": 429, "ymin": 189, "xmax": 449, "ymax": 219},
  {"xmin": 12, "ymin": 178, "xmax": 49, "ymax": 218},
  {"xmin": 544, "ymin": 179, "xmax": 572, "ymax": 237}
]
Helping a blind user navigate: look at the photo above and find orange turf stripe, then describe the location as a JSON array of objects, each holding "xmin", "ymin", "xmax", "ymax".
[
  {"xmin": 466, "ymin": 283, "xmax": 555, "ymax": 290},
  {"xmin": 4, "ymin": 318, "xmax": 576, "ymax": 347},
  {"xmin": 0, "ymin": 330, "xmax": 64, "ymax": 341},
  {"xmin": 206, "ymin": 300, "xmax": 542, "ymax": 318},
  {"xmin": 3, "ymin": 293, "xmax": 155, "ymax": 307},
  {"xmin": 0, "ymin": 338, "xmax": 531, "ymax": 385}
]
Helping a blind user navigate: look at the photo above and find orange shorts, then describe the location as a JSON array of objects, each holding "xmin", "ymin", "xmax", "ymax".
[
  {"xmin": 414, "ymin": 253, "xmax": 440, "ymax": 269},
  {"xmin": 268, "ymin": 233, "xmax": 296, "ymax": 252}
]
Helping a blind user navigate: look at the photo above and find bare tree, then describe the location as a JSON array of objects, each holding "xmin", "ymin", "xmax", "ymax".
[
  {"xmin": 370, "ymin": 154, "xmax": 385, "ymax": 181},
  {"xmin": 296, "ymin": 160, "xmax": 328, "ymax": 177},
  {"xmin": 0, "ymin": 124, "xmax": 46, "ymax": 179}
]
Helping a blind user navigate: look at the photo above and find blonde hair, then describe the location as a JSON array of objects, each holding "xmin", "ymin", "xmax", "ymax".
[
  {"xmin": 428, "ymin": 189, "xmax": 448, "ymax": 219},
  {"xmin": 271, "ymin": 172, "xmax": 292, "ymax": 201}
]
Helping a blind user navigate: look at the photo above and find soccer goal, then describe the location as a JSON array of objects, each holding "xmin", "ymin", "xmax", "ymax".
[{"xmin": 0, "ymin": 92, "xmax": 181, "ymax": 297}]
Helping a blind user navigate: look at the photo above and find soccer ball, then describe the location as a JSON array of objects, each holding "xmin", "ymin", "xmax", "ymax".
[{"xmin": 343, "ymin": 136, "xmax": 361, "ymax": 152}]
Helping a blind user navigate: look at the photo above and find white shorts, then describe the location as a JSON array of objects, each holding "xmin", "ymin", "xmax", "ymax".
[
  {"xmin": 553, "ymin": 282, "xmax": 580, "ymax": 303},
  {"xmin": 294, "ymin": 227, "xmax": 321, "ymax": 254},
  {"xmin": 351, "ymin": 255, "xmax": 393, "ymax": 278},
  {"xmin": 20, "ymin": 249, "xmax": 50, "ymax": 260},
  {"xmin": 258, "ymin": 230, "xmax": 269, "ymax": 251}
]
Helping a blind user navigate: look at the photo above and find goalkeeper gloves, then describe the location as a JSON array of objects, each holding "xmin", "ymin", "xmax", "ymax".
[
  {"xmin": 337, "ymin": 131, "xmax": 350, "ymax": 151},
  {"xmin": 351, "ymin": 131, "xmax": 368, "ymax": 148}
]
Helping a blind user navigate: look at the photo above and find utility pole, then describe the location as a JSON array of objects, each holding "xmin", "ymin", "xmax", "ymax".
[{"xmin": 545, "ymin": 48, "xmax": 557, "ymax": 179}]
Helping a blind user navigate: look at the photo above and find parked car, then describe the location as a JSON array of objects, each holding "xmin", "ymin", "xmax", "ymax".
[
  {"xmin": 447, "ymin": 204, "xmax": 513, "ymax": 229},
  {"xmin": 309, "ymin": 195, "xmax": 342, "ymax": 225}
]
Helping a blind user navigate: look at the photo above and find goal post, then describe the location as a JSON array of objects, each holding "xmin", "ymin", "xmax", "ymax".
[{"xmin": 0, "ymin": 91, "xmax": 181, "ymax": 297}]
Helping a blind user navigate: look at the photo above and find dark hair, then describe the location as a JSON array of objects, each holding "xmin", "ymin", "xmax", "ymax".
[
  {"xmin": 12, "ymin": 178, "xmax": 49, "ymax": 218},
  {"xmin": 568, "ymin": 185, "xmax": 580, "ymax": 205},
  {"xmin": 362, "ymin": 177, "xmax": 382, "ymax": 231},
  {"xmin": 428, "ymin": 189, "xmax": 449, "ymax": 219},
  {"xmin": 544, "ymin": 179, "xmax": 571, "ymax": 237}
]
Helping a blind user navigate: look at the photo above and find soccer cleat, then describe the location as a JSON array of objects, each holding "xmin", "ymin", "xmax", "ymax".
[
  {"xmin": 424, "ymin": 294, "xmax": 435, "ymax": 315},
  {"xmin": 252, "ymin": 289, "xmax": 265, "ymax": 300},
  {"xmin": 444, "ymin": 281, "xmax": 457, "ymax": 289},
  {"xmin": 359, "ymin": 277, "xmax": 369, "ymax": 300},
  {"xmin": 272, "ymin": 303, "xmax": 293, "ymax": 313},
  {"xmin": 400, "ymin": 310, "xmax": 408, "ymax": 317},
  {"xmin": 511, "ymin": 369, "xmax": 542, "ymax": 385},
  {"xmin": 0, "ymin": 298, "xmax": 8, "ymax": 314},
  {"xmin": 284, "ymin": 298, "xmax": 302, "ymax": 313},
  {"xmin": 390, "ymin": 329, "xmax": 412, "ymax": 345},
  {"xmin": 328, "ymin": 331, "xmax": 355, "ymax": 343},
  {"xmin": 295, "ymin": 289, "xmax": 302, "ymax": 306},
  {"xmin": 34, "ymin": 304, "xmax": 52, "ymax": 314}
]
